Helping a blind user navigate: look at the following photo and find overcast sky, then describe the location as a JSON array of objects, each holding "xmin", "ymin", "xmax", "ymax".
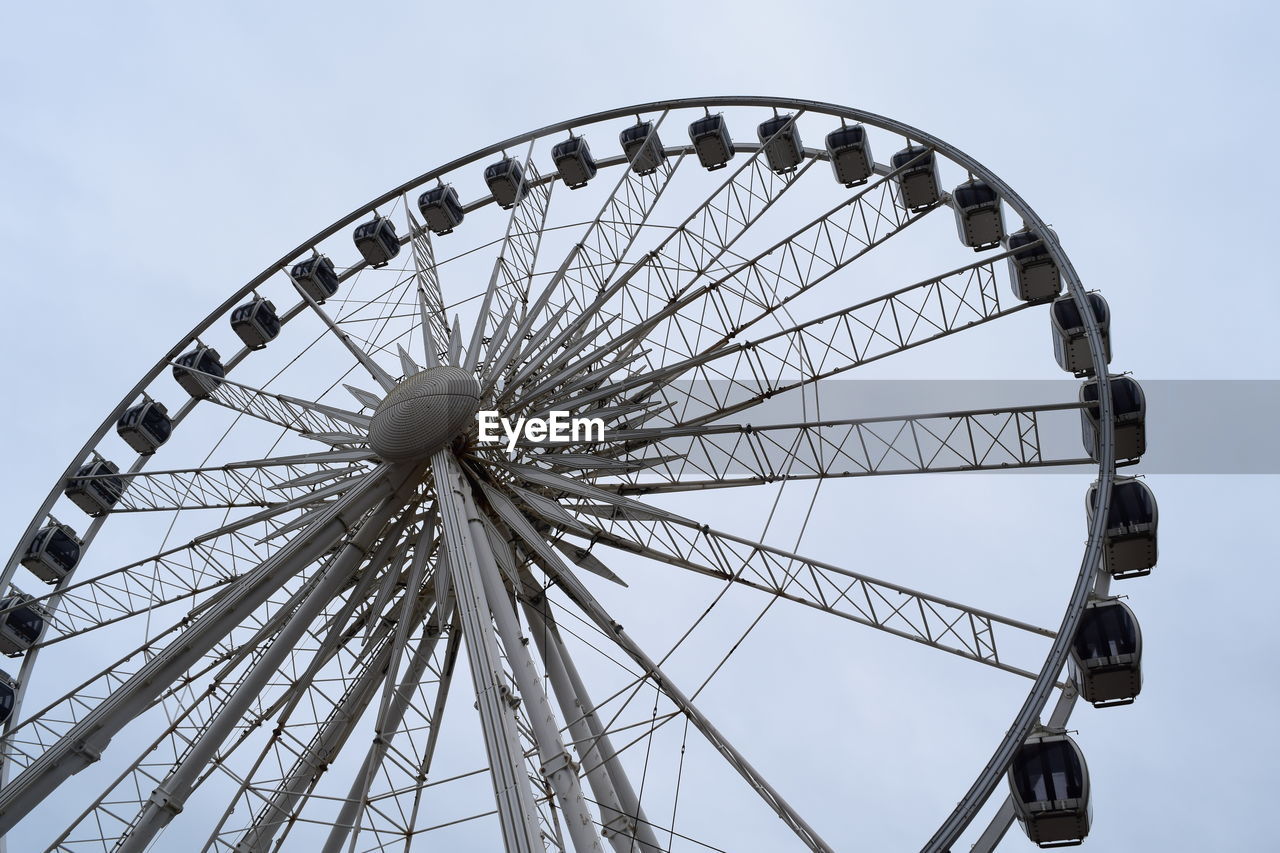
[{"xmin": 2, "ymin": 2, "xmax": 1277, "ymax": 851}]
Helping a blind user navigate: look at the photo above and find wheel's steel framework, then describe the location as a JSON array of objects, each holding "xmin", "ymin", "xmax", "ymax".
[{"xmin": 0, "ymin": 97, "xmax": 1125, "ymax": 852}]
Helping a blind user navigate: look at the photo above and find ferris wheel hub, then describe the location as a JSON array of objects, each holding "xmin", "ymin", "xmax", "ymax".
[{"xmin": 367, "ymin": 366, "xmax": 481, "ymax": 461}]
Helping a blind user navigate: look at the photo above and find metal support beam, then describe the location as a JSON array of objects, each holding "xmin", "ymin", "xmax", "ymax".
[
  {"xmin": 0, "ymin": 468, "xmax": 411, "ymax": 838},
  {"xmin": 431, "ymin": 450, "xmax": 545, "ymax": 853},
  {"xmin": 483, "ymin": 487, "xmax": 833, "ymax": 853},
  {"xmin": 115, "ymin": 491, "xmax": 406, "ymax": 853},
  {"xmin": 522, "ymin": 594, "xmax": 662, "ymax": 853},
  {"xmin": 459, "ymin": 476, "xmax": 603, "ymax": 853}
]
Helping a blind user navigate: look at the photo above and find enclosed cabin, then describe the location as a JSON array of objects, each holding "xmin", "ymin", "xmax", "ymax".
[
  {"xmin": 1006, "ymin": 226, "xmax": 1062, "ymax": 303},
  {"xmin": 65, "ymin": 459, "xmax": 125, "ymax": 516},
  {"xmin": 757, "ymin": 114, "xmax": 804, "ymax": 175},
  {"xmin": 890, "ymin": 144, "xmax": 941, "ymax": 211},
  {"xmin": 1087, "ymin": 477, "xmax": 1158, "ymax": 578},
  {"xmin": 1008, "ymin": 732, "xmax": 1091, "ymax": 847},
  {"xmin": 620, "ymin": 120, "xmax": 666, "ymax": 175},
  {"xmin": 1081, "ymin": 375, "xmax": 1146, "ymax": 464},
  {"xmin": 689, "ymin": 113, "xmax": 734, "ymax": 171},
  {"xmin": 1072, "ymin": 598, "xmax": 1143, "ymax": 707},
  {"xmin": 291, "ymin": 255, "xmax": 341, "ymax": 304},
  {"xmin": 353, "ymin": 215, "xmax": 400, "ymax": 268},
  {"xmin": 825, "ymin": 123, "xmax": 874, "ymax": 187},
  {"xmin": 0, "ymin": 594, "xmax": 49, "ymax": 656},
  {"xmin": 1051, "ymin": 293, "xmax": 1111, "ymax": 376},
  {"xmin": 417, "ymin": 184, "xmax": 464, "ymax": 235},
  {"xmin": 552, "ymin": 135, "xmax": 597, "ymax": 189},
  {"xmin": 952, "ymin": 178, "xmax": 1005, "ymax": 250},
  {"xmin": 20, "ymin": 522, "xmax": 81, "ymax": 584},
  {"xmin": 117, "ymin": 399, "xmax": 172, "ymax": 454},
  {"xmin": 0, "ymin": 669, "xmax": 16, "ymax": 725},
  {"xmin": 484, "ymin": 157, "xmax": 529, "ymax": 209},
  {"xmin": 173, "ymin": 345, "xmax": 224, "ymax": 399},
  {"xmin": 230, "ymin": 297, "xmax": 281, "ymax": 350}
]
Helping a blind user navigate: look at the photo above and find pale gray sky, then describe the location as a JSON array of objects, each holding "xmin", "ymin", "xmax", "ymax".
[{"xmin": 1, "ymin": 2, "xmax": 1277, "ymax": 851}]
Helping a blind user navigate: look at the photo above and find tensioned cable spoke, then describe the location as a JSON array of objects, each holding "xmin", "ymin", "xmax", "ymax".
[
  {"xmin": 66, "ymin": 458, "xmax": 370, "ymax": 514},
  {"xmin": 289, "ymin": 267, "xmax": 399, "ymax": 392},
  {"xmin": 49, "ymin": 509, "xmax": 420, "ymax": 853},
  {"xmin": 190, "ymin": 370, "xmax": 372, "ymax": 446},
  {"xmin": 512, "ymin": 149, "xmax": 941, "ymax": 416},
  {"xmin": 519, "ymin": 252, "xmax": 1029, "ymax": 436},
  {"xmin": 5, "ymin": 482, "xmax": 364, "ymax": 650},
  {"xmin": 497, "ymin": 117, "xmax": 816, "ymax": 406},
  {"xmin": 403, "ymin": 203, "xmax": 451, "ymax": 367},
  {"xmin": 492, "ymin": 464, "xmax": 1053, "ymax": 676},
  {"xmin": 0, "ymin": 467, "xmax": 416, "ymax": 836},
  {"xmin": 467, "ymin": 143, "xmax": 554, "ymax": 371},
  {"xmin": 211, "ymin": 562, "xmax": 446, "ymax": 852},
  {"xmin": 486, "ymin": 115, "xmax": 682, "ymax": 396},
  {"xmin": 480, "ymin": 488, "xmax": 834, "ymax": 853}
]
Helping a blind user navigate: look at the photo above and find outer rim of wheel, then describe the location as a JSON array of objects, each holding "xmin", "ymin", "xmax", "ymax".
[{"xmin": 0, "ymin": 96, "xmax": 1118, "ymax": 851}]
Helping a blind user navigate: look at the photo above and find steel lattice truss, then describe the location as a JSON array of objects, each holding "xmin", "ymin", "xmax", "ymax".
[{"xmin": 0, "ymin": 99, "xmax": 1130, "ymax": 853}]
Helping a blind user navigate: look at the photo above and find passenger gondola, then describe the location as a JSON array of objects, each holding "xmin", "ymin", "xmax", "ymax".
[
  {"xmin": 757, "ymin": 114, "xmax": 804, "ymax": 174},
  {"xmin": 117, "ymin": 398, "xmax": 172, "ymax": 454},
  {"xmin": 484, "ymin": 156, "xmax": 529, "ymax": 209},
  {"xmin": 291, "ymin": 255, "xmax": 341, "ymax": 304},
  {"xmin": 0, "ymin": 669, "xmax": 16, "ymax": 724},
  {"xmin": 619, "ymin": 120, "xmax": 666, "ymax": 175},
  {"xmin": 952, "ymin": 178, "xmax": 1005, "ymax": 250},
  {"xmin": 1008, "ymin": 731, "xmax": 1091, "ymax": 847},
  {"xmin": 825, "ymin": 123, "xmax": 874, "ymax": 187},
  {"xmin": 1006, "ymin": 226, "xmax": 1062, "ymax": 302},
  {"xmin": 0, "ymin": 594, "xmax": 49, "ymax": 656},
  {"xmin": 353, "ymin": 215, "xmax": 400, "ymax": 268},
  {"xmin": 1051, "ymin": 293, "xmax": 1111, "ymax": 376},
  {"xmin": 1071, "ymin": 598, "xmax": 1143, "ymax": 707},
  {"xmin": 173, "ymin": 345, "xmax": 225, "ymax": 399},
  {"xmin": 230, "ymin": 297, "xmax": 281, "ymax": 350},
  {"xmin": 65, "ymin": 459, "xmax": 125, "ymax": 517},
  {"xmin": 890, "ymin": 144, "xmax": 941, "ymax": 210},
  {"xmin": 417, "ymin": 184, "xmax": 464, "ymax": 235},
  {"xmin": 1081, "ymin": 375, "xmax": 1146, "ymax": 464},
  {"xmin": 552, "ymin": 135, "xmax": 598, "ymax": 189},
  {"xmin": 20, "ymin": 522, "xmax": 81, "ymax": 584},
  {"xmin": 1087, "ymin": 477, "xmax": 1158, "ymax": 578},
  {"xmin": 689, "ymin": 113, "xmax": 734, "ymax": 170}
]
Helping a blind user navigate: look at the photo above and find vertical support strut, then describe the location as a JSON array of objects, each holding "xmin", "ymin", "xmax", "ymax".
[
  {"xmin": 431, "ymin": 450, "xmax": 545, "ymax": 853},
  {"xmin": 522, "ymin": 594, "xmax": 663, "ymax": 853},
  {"xmin": 458, "ymin": 481, "xmax": 604, "ymax": 853}
]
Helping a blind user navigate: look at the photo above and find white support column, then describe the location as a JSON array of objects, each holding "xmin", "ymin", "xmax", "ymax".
[
  {"xmin": 458, "ymin": 483, "xmax": 603, "ymax": 853},
  {"xmin": 522, "ymin": 596, "xmax": 663, "ymax": 853},
  {"xmin": 431, "ymin": 450, "xmax": 545, "ymax": 853}
]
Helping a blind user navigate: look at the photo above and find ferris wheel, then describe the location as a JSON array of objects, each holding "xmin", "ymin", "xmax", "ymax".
[{"xmin": 0, "ymin": 97, "xmax": 1157, "ymax": 852}]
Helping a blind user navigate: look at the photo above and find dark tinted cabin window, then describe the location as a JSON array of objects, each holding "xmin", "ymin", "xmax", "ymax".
[
  {"xmin": 1107, "ymin": 481, "xmax": 1151, "ymax": 526},
  {"xmin": 0, "ymin": 684, "xmax": 13, "ymax": 714},
  {"xmin": 6, "ymin": 606, "xmax": 43, "ymax": 644},
  {"xmin": 956, "ymin": 183, "xmax": 997, "ymax": 208},
  {"xmin": 47, "ymin": 530, "xmax": 79, "ymax": 568},
  {"xmin": 1111, "ymin": 378, "xmax": 1141, "ymax": 413},
  {"xmin": 893, "ymin": 147, "xmax": 929, "ymax": 168},
  {"xmin": 143, "ymin": 407, "xmax": 172, "ymax": 442},
  {"xmin": 1074, "ymin": 604, "xmax": 1137, "ymax": 659},
  {"xmin": 1013, "ymin": 741, "xmax": 1084, "ymax": 803},
  {"xmin": 1053, "ymin": 299, "xmax": 1084, "ymax": 329},
  {"xmin": 829, "ymin": 126, "xmax": 865, "ymax": 148}
]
